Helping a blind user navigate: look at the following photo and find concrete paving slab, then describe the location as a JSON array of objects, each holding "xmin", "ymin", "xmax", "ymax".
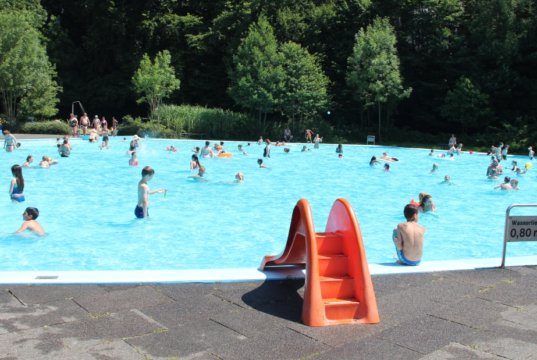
[
  {"xmin": 427, "ymin": 297, "xmax": 513, "ymax": 330},
  {"xmin": 212, "ymin": 326, "xmax": 327, "ymax": 360},
  {"xmin": 378, "ymin": 314, "xmax": 475, "ymax": 354},
  {"xmin": 5, "ymin": 285, "xmax": 106, "ymax": 305},
  {"xmin": 125, "ymin": 319, "xmax": 246, "ymax": 359},
  {"xmin": 53, "ymin": 308, "xmax": 163, "ymax": 340},
  {"xmin": 73, "ymin": 285, "xmax": 174, "ymax": 314},
  {"xmin": 0, "ymin": 298, "xmax": 86, "ymax": 334},
  {"xmin": 497, "ymin": 304, "xmax": 537, "ymax": 332},
  {"xmin": 138, "ymin": 294, "xmax": 241, "ymax": 328},
  {"xmin": 470, "ymin": 337, "xmax": 537, "ymax": 359},
  {"xmin": 313, "ymin": 336, "xmax": 421, "ymax": 360},
  {"xmin": 420, "ymin": 342, "xmax": 505, "ymax": 359}
]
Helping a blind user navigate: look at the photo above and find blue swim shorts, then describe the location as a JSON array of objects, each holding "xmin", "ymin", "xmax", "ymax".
[{"xmin": 134, "ymin": 205, "xmax": 146, "ymax": 219}]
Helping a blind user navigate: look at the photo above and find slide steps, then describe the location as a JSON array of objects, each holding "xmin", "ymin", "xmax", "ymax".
[{"xmin": 260, "ymin": 198, "xmax": 379, "ymax": 327}]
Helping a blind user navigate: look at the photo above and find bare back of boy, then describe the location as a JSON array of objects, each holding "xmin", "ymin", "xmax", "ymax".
[{"xmin": 395, "ymin": 222, "xmax": 425, "ymax": 262}]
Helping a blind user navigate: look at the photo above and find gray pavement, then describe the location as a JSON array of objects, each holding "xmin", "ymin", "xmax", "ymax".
[{"xmin": 1, "ymin": 266, "xmax": 537, "ymax": 359}]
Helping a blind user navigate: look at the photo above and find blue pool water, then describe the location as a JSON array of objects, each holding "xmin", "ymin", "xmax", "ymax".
[{"xmin": 1, "ymin": 137, "xmax": 537, "ymax": 271}]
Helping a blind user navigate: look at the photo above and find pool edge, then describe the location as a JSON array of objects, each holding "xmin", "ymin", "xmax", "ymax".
[{"xmin": 1, "ymin": 256, "xmax": 536, "ymax": 284}]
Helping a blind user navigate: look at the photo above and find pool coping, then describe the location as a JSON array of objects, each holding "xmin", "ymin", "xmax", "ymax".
[{"xmin": 2, "ymin": 256, "xmax": 537, "ymax": 284}]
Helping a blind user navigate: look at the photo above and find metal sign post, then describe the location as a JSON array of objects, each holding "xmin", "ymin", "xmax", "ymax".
[{"xmin": 501, "ymin": 204, "xmax": 537, "ymax": 268}]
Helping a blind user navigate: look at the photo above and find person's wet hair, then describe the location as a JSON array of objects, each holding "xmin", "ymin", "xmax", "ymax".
[
  {"xmin": 25, "ymin": 207, "xmax": 39, "ymax": 220},
  {"xmin": 141, "ymin": 166, "xmax": 155, "ymax": 177},
  {"xmin": 404, "ymin": 204, "xmax": 418, "ymax": 220}
]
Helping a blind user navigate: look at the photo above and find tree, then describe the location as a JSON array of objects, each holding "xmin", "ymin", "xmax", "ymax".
[
  {"xmin": 278, "ymin": 41, "xmax": 329, "ymax": 126},
  {"xmin": 347, "ymin": 17, "xmax": 411, "ymax": 142},
  {"xmin": 0, "ymin": 11, "xmax": 61, "ymax": 123},
  {"xmin": 228, "ymin": 16, "xmax": 285, "ymax": 130},
  {"xmin": 440, "ymin": 76, "xmax": 492, "ymax": 134},
  {"xmin": 132, "ymin": 50, "xmax": 181, "ymax": 120}
]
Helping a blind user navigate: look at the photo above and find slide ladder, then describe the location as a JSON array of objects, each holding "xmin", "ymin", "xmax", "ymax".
[{"xmin": 260, "ymin": 198, "xmax": 379, "ymax": 327}]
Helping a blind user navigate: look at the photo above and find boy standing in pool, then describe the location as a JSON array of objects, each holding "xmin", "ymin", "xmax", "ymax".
[
  {"xmin": 392, "ymin": 204, "xmax": 425, "ymax": 266},
  {"xmin": 135, "ymin": 166, "xmax": 166, "ymax": 218}
]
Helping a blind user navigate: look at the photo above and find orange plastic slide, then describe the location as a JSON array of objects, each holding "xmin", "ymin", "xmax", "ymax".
[{"xmin": 260, "ymin": 198, "xmax": 379, "ymax": 327}]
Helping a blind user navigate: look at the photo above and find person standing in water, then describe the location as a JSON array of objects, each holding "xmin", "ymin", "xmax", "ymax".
[
  {"xmin": 9, "ymin": 164, "xmax": 25, "ymax": 202},
  {"xmin": 135, "ymin": 166, "xmax": 166, "ymax": 219}
]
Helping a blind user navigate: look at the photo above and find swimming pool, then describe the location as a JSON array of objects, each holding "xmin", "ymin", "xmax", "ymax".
[{"xmin": 1, "ymin": 137, "xmax": 537, "ymax": 273}]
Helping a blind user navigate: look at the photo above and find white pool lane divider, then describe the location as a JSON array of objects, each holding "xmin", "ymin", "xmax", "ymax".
[{"xmin": 1, "ymin": 256, "xmax": 537, "ymax": 284}]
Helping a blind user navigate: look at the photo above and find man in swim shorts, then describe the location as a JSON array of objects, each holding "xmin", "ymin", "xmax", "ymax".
[
  {"xmin": 136, "ymin": 166, "xmax": 166, "ymax": 218},
  {"xmin": 392, "ymin": 204, "xmax": 425, "ymax": 266},
  {"xmin": 15, "ymin": 207, "xmax": 45, "ymax": 236}
]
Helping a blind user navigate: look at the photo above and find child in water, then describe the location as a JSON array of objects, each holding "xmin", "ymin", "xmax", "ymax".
[
  {"xmin": 9, "ymin": 164, "xmax": 25, "ymax": 202},
  {"xmin": 15, "ymin": 207, "xmax": 45, "ymax": 236},
  {"xmin": 135, "ymin": 166, "xmax": 166, "ymax": 219},
  {"xmin": 129, "ymin": 151, "xmax": 139, "ymax": 166}
]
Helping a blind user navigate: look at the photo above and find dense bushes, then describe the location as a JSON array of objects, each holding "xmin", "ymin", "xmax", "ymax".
[{"xmin": 21, "ymin": 120, "xmax": 69, "ymax": 134}]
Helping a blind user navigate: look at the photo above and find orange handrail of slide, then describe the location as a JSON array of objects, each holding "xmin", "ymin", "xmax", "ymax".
[{"xmin": 260, "ymin": 198, "xmax": 379, "ymax": 327}]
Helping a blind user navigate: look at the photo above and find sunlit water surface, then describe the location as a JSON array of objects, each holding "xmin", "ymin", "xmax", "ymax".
[{"xmin": 1, "ymin": 137, "xmax": 536, "ymax": 271}]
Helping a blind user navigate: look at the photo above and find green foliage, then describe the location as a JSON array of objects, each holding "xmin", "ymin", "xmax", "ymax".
[
  {"xmin": 154, "ymin": 104, "xmax": 257, "ymax": 140},
  {"xmin": 132, "ymin": 50, "xmax": 181, "ymax": 118},
  {"xmin": 21, "ymin": 120, "xmax": 69, "ymax": 134},
  {"xmin": 228, "ymin": 16, "xmax": 285, "ymax": 116},
  {"xmin": 0, "ymin": 10, "xmax": 61, "ymax": 124},
  {"xmin": 278, "ymin": 41, "xmax": 330, "ymax": 121},
  {"xmin": 347, "ymin": 17, "xmax": 411, "ymax": 141},
  {"xmin": 440, "ymin": 76, "xmax": 492, "ymax": 133}
]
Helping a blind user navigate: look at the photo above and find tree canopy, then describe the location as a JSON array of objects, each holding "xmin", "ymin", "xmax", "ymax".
[{"xmin": 5, "ymin": 0, "xmax": 534, "ymax": 142}]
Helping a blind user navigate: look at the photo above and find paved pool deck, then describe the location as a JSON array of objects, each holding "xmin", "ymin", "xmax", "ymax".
[{"xmin": 2, "ymin": 266, "xmax": 537, "ymax": 359}]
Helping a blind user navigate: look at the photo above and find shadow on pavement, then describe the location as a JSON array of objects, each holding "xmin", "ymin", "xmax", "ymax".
[{"xmin": 242, "ymin": 279, "xmax": 305, "ymax": 323}]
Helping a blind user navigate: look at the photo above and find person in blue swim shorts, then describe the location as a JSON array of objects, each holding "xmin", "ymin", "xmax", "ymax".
[
  {"xmin": 392, "ymin": 204, "xmax": 425, "ymax": 266},
  {"xmin": 135, "ymin": 166, "xmax": 167, "ymax": 219}
]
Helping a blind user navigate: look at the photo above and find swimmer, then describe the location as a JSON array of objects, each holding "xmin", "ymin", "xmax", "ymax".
[
  {"xmin": 58, "ymin": 139, "xmax": 71, "ymax": 157},
  {"xmin": 135, "ymin": 166, "xmax": 166, "ymax": 219},
  {"xmin": 3, "ymin": 130, "xmax": 17, "ymax": 152},
  {"xmin": 335, "ymin": 144, "xmax": 343, "ymax": 154},
  {"xmin": 15, "ymin": 207, "xmax": 45, "ymax": 236},
  {"xmin": 22, "ymin": 155, "xmax": 34, "ymax": 168},
  {"xmin": 370, "ymin": 156, "xmax": 380, "ymax": 166},
  {"xmin": 313, "ymin": 134, "xmax": 322, "ymax": 149},
  {"xmin": 190, "ymin": 154, "xmax": 199, "ymax": 169},
  {"xmin": 338, "ymin": 153, "xmax": 343, "ymax": 159},
  {"xmin": 428, "ymin": 149, "xmax": 434, "ymax": 156},
  {"xmin": 100, "ymin": 129, "xmax": 110, "ymax": 150},
  {"xmin": 257, "ymin": 158, "xmax": 266, "ymax": 168},
  {"xmin": 511, "ymin": 160, "xmax": 520, "ymax": 173},
  {"xmin": 129, "ymin": 151, "xmax": 139, "ymax": 166},
  {"xmin": 166, "ymin": 145, "xmax": 177, "ymax": 152},
  {"xmin": 510, "ymin": 178, "xmax": 519, "ymax": 190},
  {"xmin": 257, "ymin": 136, "xmax": 263, "ymax": 145},
  {"xmin": 380, "ymin": 152, "xmax": 399, "ymax": 162},
  {"xmin": 528, "ymin": 146, "xmax": 534, "ymax": 160},
  {"xmin": 192, "ymin": 146, "xmax": 200, "ymax": 155},
  {"xmin": 237, "ymin": 144, "xmax": 248, "ymax": 155},
  {"xmin": 283, "ymin": 147, "xmax": 290, "ymax": 153},
  {"xmin": 418, "ymin": 192, "xmax": 435, "ymax": 212},
  {"xmin": 384, "ymin": 163, "xmax": 390, "ymax": 172},
  {"xmin": 430, "ymin": 163, "xmax": 439, "ymax": 173},
  {"xmin": 441, "ymin": 175, "xmax": 452, "ymax": 184},
  {"xmin": 263, "ymin": 139, "xmax": 271, "ymax": 158},
  {"xmin": 89, "ymin": 129, "xmax": 99, "ymax": 143},
  {"xmin": 9, "ymin": 164, "xmax": 25, "ymax": 202},
  {"xmin": 392, "ymin": 204, "xmax": 425, "ymax": 266},
  {"xmin": 301, "ymin": 145, "xmax": 310, "ymax": 152},
  {"xmin": 39, "ymin": 156, "xmax": 57, "ymax": 168},
  {"xmin": 494, "ymin": 176, "xmax": 513, "ymax": 190},
  {"xmin": 234, "ymin": 172, "xmax": 244, "ymax": 183},
  {"xmin": 200, "ymin": 141, "xmax": 214, "ymax": 158}
]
